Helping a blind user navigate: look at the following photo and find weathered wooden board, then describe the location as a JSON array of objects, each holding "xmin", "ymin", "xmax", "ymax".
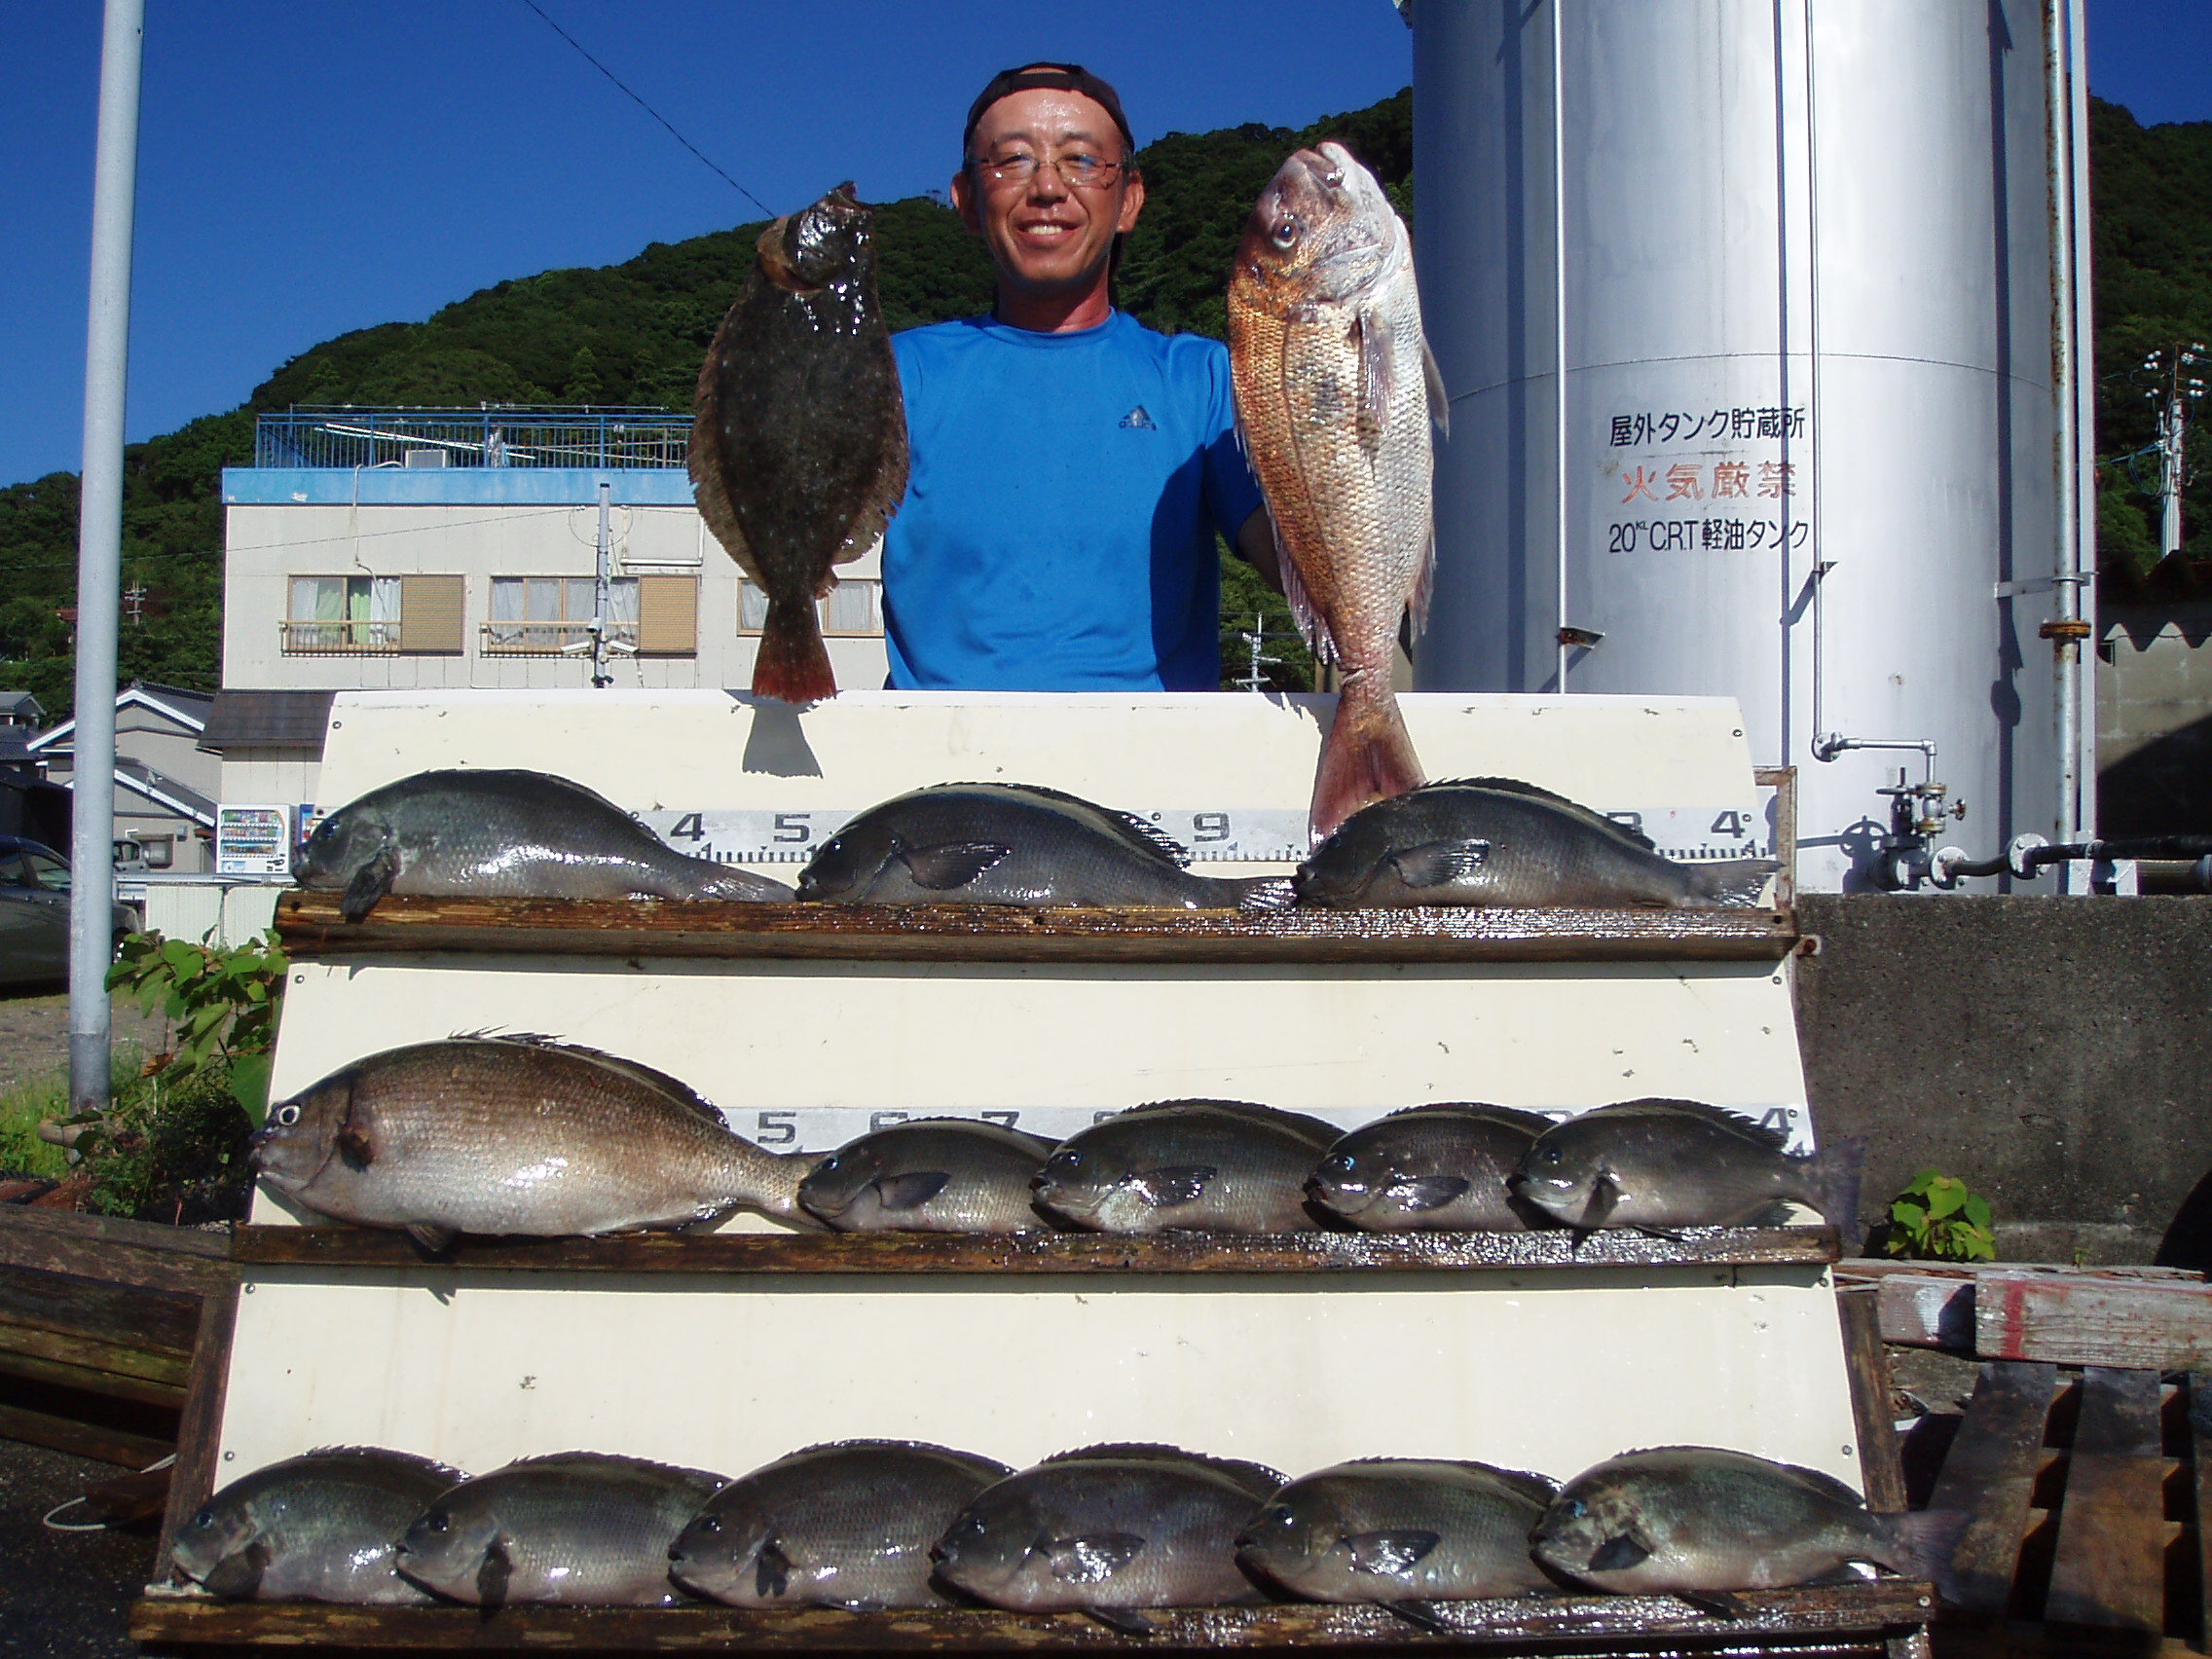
[
  {"xmin": 2043, "ymin": 1368, "xmax": 2169, "ymax": 1633},
  {"xmin": 0, "ymin": 1398, "xmax": 176, "ymax": 1467},
  {"xmin": 0, "ymin": 1263, "xmax": 203, "ymax": 1354},
  {"xmin": 1836, "ymin": 1286, "xmax": 1906, "ymax": 1511},
  {"xmin": 156, "ymin": 1284, "xmax": 240, "ymax": 1586},
  {"xmin": 1923, "ymin": 1361, "xmax": 2057, "ymax": 1616},
  {"xmin": 1832, "ymin": 1261, "xmax": 2204, "ymax": 1353},
  {"xmin": 1975, "ymin": 1273, "xmax": 2212, "ymax": 1369},
  {"xmin": 274, "ymin": 892, "xmax": 1800, "ymax": 966},
  {"xmin": 129, "ymin": 1580, "xmax": 1935, "ymax": 1652},
  {"xmin": 231, "ymin": 1224, "xmax": 1840, "ymax": 1275},
  {"xmin": 0, "ymin": 1205, "xmax": 237, "ymax": 1297},
  {"xmin": 2194, "ymin": 1374, "xmax": 2212, "ymax": 1654}
]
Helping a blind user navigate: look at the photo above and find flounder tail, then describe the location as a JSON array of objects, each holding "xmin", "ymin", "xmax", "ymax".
[
  {"xmin": 1309, "ymin": 673, "xmax": 1426, "ymax": 844},
  {"xmin": 752, "ymin": 599, "xmax": 837, "ymax": 704}
]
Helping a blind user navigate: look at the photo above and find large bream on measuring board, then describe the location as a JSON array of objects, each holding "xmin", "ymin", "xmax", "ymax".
[{"xmin": 217, "ymin": 689, "xmax": 1857, "ymax": 1530}]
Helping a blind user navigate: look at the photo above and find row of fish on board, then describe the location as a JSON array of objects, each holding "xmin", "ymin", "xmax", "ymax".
[
  {"xmin": 694, "ymin": 142, "xmax": 1536, "ymax": 843},
  {"xmin": 172, "ymin": 1438, "xmax": 1966, "ymax": 1621},
  {"xmin": 297, "ymin": 768, "xmax": 1775, "ymax": 924},
  {"xmin": 253, "ymin": 1038, "xmax": 1862, "ymax": 1249}
]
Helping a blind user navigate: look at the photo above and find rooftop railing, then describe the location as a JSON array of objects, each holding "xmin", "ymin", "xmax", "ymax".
[{"xmin": 254, "ymin": 407, "xmax": 693, "ymax": 470}]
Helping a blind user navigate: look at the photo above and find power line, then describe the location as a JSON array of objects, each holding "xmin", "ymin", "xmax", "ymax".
[{"xmin": 513, "ymin": 0, "xmax": 777, "ymax": 219}]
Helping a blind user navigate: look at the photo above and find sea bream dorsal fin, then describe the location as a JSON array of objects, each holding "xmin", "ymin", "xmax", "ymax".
[
  {"xmin": 1124, "ymin": 1098, "xmax": 1341, "ymax": 1149},
  {"xmin": 928, "ymin": 782, "xmax": 1194, "ymax": 869},
  {"xmin": 1383, "ymin": 1101, "xmax": 1558, "ymax": 1136},
  {"xmin": 1044, "ymin": 1443, "xmax": 1286, "ymax": 1497},
  {"xmin": 1430, "ymin": 777, "xmax": 1660, "ymax": 853},
  {"xmin": 1595, "ymin": 1097, "xmax": 1790, "ymax": 1154}
]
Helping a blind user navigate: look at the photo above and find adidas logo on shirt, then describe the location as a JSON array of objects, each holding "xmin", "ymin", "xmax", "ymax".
[{"xmin": 1119, "ymin": 406, "xmax": 1157, "ymax": 430}]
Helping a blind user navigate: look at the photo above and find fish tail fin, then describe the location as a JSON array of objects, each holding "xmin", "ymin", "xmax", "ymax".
[
  {"xmin": 752, "ymin": 599, "xmax": 837, "ymax": 704},
  {"xmin": 1683, "ymin": 858, "xmax": 1780, "ymax": 907},
  {"xmin": 1310, "ymin": 674, "xmax": 1425, "ymax": 844},
  {"xmin": 1880, "ymin": 1508, "xmax": 1973, "ymax": 1605},
  {"xmin": 1232, "ymin": 875, "xmax": 1298, "ymax": 911},
  {"xmin": 1799, "ymin": 1136, "xmax": 1867, "ymax": 1244}
]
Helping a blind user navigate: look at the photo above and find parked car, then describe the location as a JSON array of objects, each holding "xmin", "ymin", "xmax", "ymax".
[{"xmin": 0, "ymin": 836, "xmax": 144, "ymax": 989}]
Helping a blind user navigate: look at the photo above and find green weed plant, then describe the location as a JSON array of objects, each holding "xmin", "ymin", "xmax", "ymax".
[{"xmin": 1882, "ymin": 1168, "xmax": 1997, "ymax": 1263}]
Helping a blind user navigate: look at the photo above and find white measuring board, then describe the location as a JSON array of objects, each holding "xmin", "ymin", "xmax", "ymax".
[{"xmin": 218, "ymin": 692, "xmax": 1857, "ymax": 1512}]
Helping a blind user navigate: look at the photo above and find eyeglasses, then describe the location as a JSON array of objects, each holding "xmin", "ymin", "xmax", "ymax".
[{"xmin": 968, "ymin": 151, "xmax": 1125, "ymax": 191}]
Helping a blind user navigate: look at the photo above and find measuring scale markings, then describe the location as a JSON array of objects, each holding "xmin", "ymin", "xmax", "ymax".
[
  {"xmin": 639, "ymin": 803, "xmax": 1777, "ymax": 867},
  {"xmin": 734, "ymin": 1103, "xmax": 1813, "ymax": 1159}
]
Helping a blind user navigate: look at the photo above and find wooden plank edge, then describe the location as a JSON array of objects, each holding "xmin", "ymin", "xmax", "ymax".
[
  {"xmin": 229, "ymin": 1223, "xmax": 1840, "ymax": 1274},
  {"xmin": 1837, "ymin": 1285, "xmax": 1907, "ymax": 1511},
  {"xmin": 0, "ymin": 1398, "xmax": 175, "ymax": 1467},
  {"xmin": 1975, "ymin": 1273, "xmax": 2212, "ymax": 1369},
  {"xmin": 0, "ymin": 1348, "xmax": 190, "ymax": 1409},
  {"xmin": 155, "ymin": 1282, "xmax": 240, "ymax": 1586},
  {"xmin": 129, "ymin": 1580, "xmax": 1935, "ymax": 1650}
]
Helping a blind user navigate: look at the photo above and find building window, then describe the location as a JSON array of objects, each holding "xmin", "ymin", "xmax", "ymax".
[
  {"xmin": 282, "ymin": 574, "xmax": 463, "ymax": 654},
  {"xmin": 485, "ymin": 576, "xmax": 639, "ymax": 654},
  {"xmin": 738, "ymin": 577, "xmax": 884, "ymax": 638},
  {"xmin": 484, "ymin": 575, "xmax": 696, "ymax": 657}
]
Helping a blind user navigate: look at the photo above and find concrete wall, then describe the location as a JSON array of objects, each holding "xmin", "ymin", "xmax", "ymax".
[
  {"xmin": 1792, "ymin": 895, "xmax": 2212, "ymax": 1265},
  {"xmin": 2097, "ymin": 598, "xmax": 2212, "ymax": 835}
]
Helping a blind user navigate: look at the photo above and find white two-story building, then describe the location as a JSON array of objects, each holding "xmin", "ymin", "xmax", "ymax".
[{"xmin": 206, "ymin": 407, "xmax": 890, "ymax": 816}]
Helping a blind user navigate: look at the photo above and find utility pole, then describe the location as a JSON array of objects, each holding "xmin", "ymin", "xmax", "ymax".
[
  {"xmin": 68, "ymin": 0, "xmax": 144, "ymax": 1116},
  {"xmin": 590, "ymin": 481, "xmax": 614, "ymax": 688},
  {"xmin": 2150, "ymin": 343, "xmax": 2208, "ymax": 560}
]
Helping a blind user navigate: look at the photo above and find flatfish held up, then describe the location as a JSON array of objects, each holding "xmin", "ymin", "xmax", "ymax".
[{"xmin": 689, "ymin": 184, "xmax": 908, "ymax": 703}]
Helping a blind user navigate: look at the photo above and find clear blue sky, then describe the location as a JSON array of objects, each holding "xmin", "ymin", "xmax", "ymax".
[{"xmin": 3, "ymin": 1, "xmax": 2202, "ymax": 491}]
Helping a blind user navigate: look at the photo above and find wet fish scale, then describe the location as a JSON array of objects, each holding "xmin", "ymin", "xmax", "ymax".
[{"xmin": 252, "ymin": 1039, "xmax": 811, "ymax": 1240}]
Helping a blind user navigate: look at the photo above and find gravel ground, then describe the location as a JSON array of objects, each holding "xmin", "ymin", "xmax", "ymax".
[
  {"xmin": 0, "ymin": 1441, "xmax": 154, "ymax": 1657},
  {"xmin": 0, "ymin": 990, "xmax": 170, "ymax": 1096}
]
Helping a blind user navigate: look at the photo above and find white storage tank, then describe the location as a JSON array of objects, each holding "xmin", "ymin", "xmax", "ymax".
[{"xmin": 1410, "ymin": 0, "xmax": 2095, "ymax": 892}]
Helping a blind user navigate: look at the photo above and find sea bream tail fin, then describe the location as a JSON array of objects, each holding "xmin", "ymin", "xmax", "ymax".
[
  {"xmin": 1310, "ymin": 675, "xmax": 1427, "ymax": 844},
  {"xmin": 751, "ymin": 598, "xmax": 838, "ymax": 705},
  {"xmin": 1797, "ymin": 1136, "xmax": 1867, "ymax": 1245},
  {"xmin": 1879, "ymin": 1508, "xmax": 1974, "ymax": 1606},
  {"xmin": 1682, "ymin": 858, "xmax": 1779, "ymax": 907}
]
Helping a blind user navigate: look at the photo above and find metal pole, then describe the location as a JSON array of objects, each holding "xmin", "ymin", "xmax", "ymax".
[
  {"xmin": 591, "ymin": 480, "xmax": 613, "ymax": 688},
  {"xmin": 2045, "ymin": 0, "xmax": 2084, "ymax": 843},
  {"xmin": 2067, "ymin": 0, "xmax": 2098, "ymax": 843},
  {"xmin": 68, "ymin": 0, "xmax": 145, "ymax": 1116},
  {"xmin": 1550, "ymin": 0, "xmax": 1570, "ymax": 692},
  {"xmin": 2160, "ymin": 392, "xmax": 2184, "ymax": 559}
]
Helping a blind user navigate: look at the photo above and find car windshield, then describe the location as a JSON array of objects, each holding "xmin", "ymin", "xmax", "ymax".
[{"xmin": 23, "ymin": 853, "xmax": 71, "ymax": 893}]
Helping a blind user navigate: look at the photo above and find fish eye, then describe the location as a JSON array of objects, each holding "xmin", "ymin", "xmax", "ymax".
[
  {"xmin": 422, "ymin": 1511, "xmax": 449, "ymax": 1533},
  {"xmin": 275, "ymin": 1103, "xmax": 301, "ymax": 1126},
  {"xmin": 1539, "ymin": 1146, "xmax": 1562, "ymax": 1164},
  {"xmin": 696, "ymin": 1516, "xmax": 721, "ymax": 1534},
  {"xmin": 1564, "ymin": 1499, "xmax": 1585, "ymax": 1518},
  {"xmin": 1047, "ymin": 1148, "xmax": 1083, "ymax": 1173},
  {"xmin": 190, "ymin": 1508, "xmax": 214, "ymax": 1530},
  {"xmin": 1272, "ymin": 218, "xmax": 1300, "ymax": 247}
]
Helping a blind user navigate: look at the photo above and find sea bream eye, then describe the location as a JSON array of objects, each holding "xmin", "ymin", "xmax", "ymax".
[
  {"xmin": 276, "ymin": 1103, "xmax": 301, "ymax": 1126},
  {"xmin": 1272, "ymin": 218, "xmax": 1300, "ymax": 247}
]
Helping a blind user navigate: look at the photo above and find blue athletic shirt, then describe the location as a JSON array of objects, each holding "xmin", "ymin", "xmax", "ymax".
[{"xmin": 882, "ymin": 311, "xmax": 1265, "ymax": 691}]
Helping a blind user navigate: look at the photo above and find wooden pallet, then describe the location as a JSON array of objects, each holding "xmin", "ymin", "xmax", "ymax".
[
  {"xmin": 1909, "ymin": 1363, "xmax": 2202, "ymax": 1654},
  {"xmin": 0, "ymin": 1205, "xmax": 237, "ymax": 1467}
]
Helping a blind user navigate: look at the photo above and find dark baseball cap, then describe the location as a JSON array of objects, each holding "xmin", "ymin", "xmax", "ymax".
[{"xmin": 963, "ymin": 62, "xmax": 1136, "ymax": 161}]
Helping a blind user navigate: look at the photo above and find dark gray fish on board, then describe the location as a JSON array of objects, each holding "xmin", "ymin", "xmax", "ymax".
[
  {"xmin": 1294, "ymin": 779, "xmax": 1772, "ymax": 909},
  {"xmin": 169, "ymin": 1447, "xmax": 465, "ymax": 1604},
  {"xmin": 1031, "ymin": 1100, "xmax": 1340, "ymax": 1235},
  {"xmin": 669, "ymin": 1441, "xmax": 1013, "ymax": 1609},
  {"xmin": 932, "ymin": 1445, "xmax": 1284, "ymax": 1629},
  {"xmin": 1509, "ymin": 1099, "xmax": 1863, "ymax": 1239},
  {"xmin": 395, "ymin": 1453, "xmax": 726, "ymax": 1607},
  {"xmin": 1531, "ymin": 1447, "xmax": 1969, "ymax": 1604},
  {"xmin": 794, "ymin": 784, "xmax": 1291, "ymax": 909},
  {"xmin": 296, "ymin": 768, "xmax": 790, "ymax": 922},
  {"xmin": 1306, "ymin": 1104, "xmax": 1556, "ymax": 1233},
  {"xmin": 798, "ymin": 1119, "xmax": 1062, "ymax": 1234},
  {"xmin": 250, "ymin": 1037, "xmax": 816, "ymax": 1249},
  {"xmin": 1236, "ymin": 1458, "xmax": 1558, "ymax": 1619},
  {"xmin": 689, "ymin": 183, "xmax": 908, "ymax": 703}
]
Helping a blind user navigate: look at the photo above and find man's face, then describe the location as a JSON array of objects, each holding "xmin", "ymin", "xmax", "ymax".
[{"xmin": 951, "ymin": 87, "xmax": 1145, "ymax": 304}]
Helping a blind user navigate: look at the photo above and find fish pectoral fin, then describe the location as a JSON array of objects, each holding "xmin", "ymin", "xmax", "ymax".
[
  {"xmin": 754, "ymin": 1536, "xmax": 792, "ymax": 1600},
  {"xmin": 1083, "ymin": 1605, "xmax": 1159, "ymax": 1637},
  {"xmin": 1677, "ymin": 1589, "xmax": 1751, "ymax": 1620},
  {"xmin": 1421, "ymin": 338, "xmax": 1450, "ymax": 437},
  {"xmin": 1352, "ymin": 309, "xmax": 1391, "ymax": 455},
  {"xmin": 1386, "ymin": 840, "xmax": 1493, "ymax": 890},
  {"xmin": 1126, "ymin": 1166, "xmax": 1220, "ymax": 1208},
  {"xmin": 872, "ymin": 1170, "xmax": 952, "ymax": 1210},
  {"xmin": 1384, "ymin": 1599, "xmax": 1453, "ymax": 1635},
  {"xmin": 335, "ymin": 1124, "xmax": 376, "ymax": 1171},
  {"xmin": 1580, "ymin": 1168, "xmax": 1624, "ymax": 1228},
  {"xmin": 404, "ymin": 1223, "xmax": 460, "ymax": 1256},
  {"xmin": 474, "ymin": 1536, "xmax": 511, "ymax": 1611},
  {"xmin": 340, "ymin": 841, "xmax": 400, "ymax": 924},
  {"xmin": 1044, "ymin": 1532, "xmax": 1148, "ymax": 1585},
  {"xmin": 899, "ymin": 841, "xmax": 1014, "ymax": 891},
  {"xmin": 1586, "ymin": 1531, "xmax": 1653, "ymax": 1573},
  {"xmin": 1345, "ymin": 1530, "xmax": 1441, "ymax": 1577},
  {"xmin": 1387, "ymin": 1176, "xmax": 1472, "ymax": 1211},
  {"xmin": 199, "ymin": 1538, "xmax": 273, "ymax": 1600}
]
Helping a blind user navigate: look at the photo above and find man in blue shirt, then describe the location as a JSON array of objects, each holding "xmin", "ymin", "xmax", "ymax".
[{"xmin": 883, "ymin": 63, "xmax": 1277, "ymax": 691}]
